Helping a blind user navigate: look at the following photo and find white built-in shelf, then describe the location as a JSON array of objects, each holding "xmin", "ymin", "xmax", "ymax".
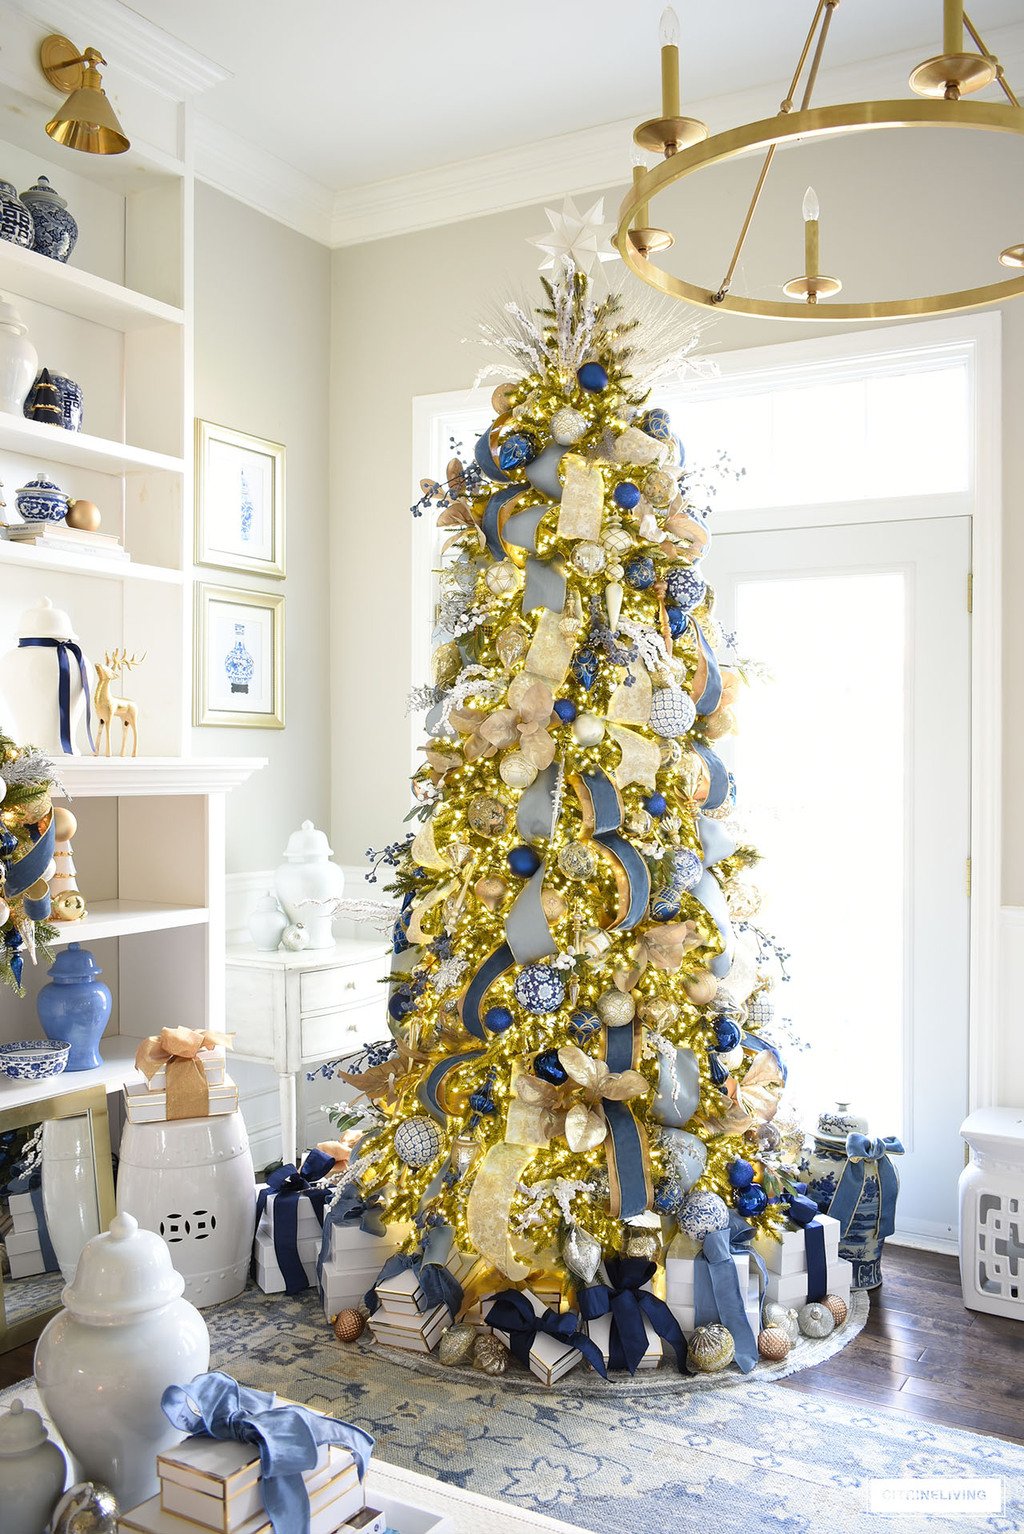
[
  {"xmin": 55, "ymin": 756, "xmax": 268, "ymax": 798},
  {"xmin": 0, "ymin": 241, "xmax": 184, "ymax": 333},
  {"xmin": 0, "ymin": 539, "xmax": 183, "ymax": 586},
  {"xmin": 49, "ymin": 900, "xmax": 209, "ymax": 945},
  {"xmin": 0, "ymin": 1033, "xmax": 146, "ymax": 1111},
  {"xmin": 0, "ymin": 412, "xmax": 185, "ymax": 477}
]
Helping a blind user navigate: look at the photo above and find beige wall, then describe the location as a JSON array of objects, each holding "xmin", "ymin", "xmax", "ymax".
[{"xmin": 194, "ymin": 183, "xmax": 332, "ymax": 872}]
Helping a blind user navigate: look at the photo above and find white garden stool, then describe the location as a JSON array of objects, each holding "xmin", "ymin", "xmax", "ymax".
[
  {"xmin": 116, "ymin": 1111, "xmax": 255, "ymax": 1308},
  {"xmin": 959, "ymin": 1106, "xmax": 1024, "ymax": 1320}
]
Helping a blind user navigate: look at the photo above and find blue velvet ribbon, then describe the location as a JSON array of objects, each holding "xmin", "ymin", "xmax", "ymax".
[
  {"xmin": 365, "ymin": 1223, "xmax": 463, "ymax": 1319},
  {"xmin": 255, "ymin": 1150, "xmax": 335, "ymax": 1296},
  {"xmin": 7, "ymin": 1169, "xmax": 58, "ymax": 1273},
  {"xmin": 18, "ymin": 638, "xmax": 95, "ymax": 754},
  {"xmin": 485, "ymin": 1289, "xmax": 607, "ymax": 1377},
  {"xmin": 577, "ymin": 1257, "xmax": 687, "ymax": 1373},
  {"xmin": 603, "ymin": 1021, "xmax": 654, "ymax": 1219},
  {"xmin": 162, "ymin": 1372, "xmax": 373, "ymax": 1534},
  {"xmin": 691, "ymin": 739, "xmax": 729, "ymax": 812},
  {"xmin": 460, "ymin": 941, "xmax": 514, "ymax": 1041},
  {"xmin": 5, "ymin": 816, "xmax": 55, "ymax": 898},
  {"xmin": 480, "ymin": 483, "xmax": 523, "ymax": 562},
  {"xmin": 686, "ymin": 617, "xmax": 723, "ymax": 716},
  {"xmin": 575, "ymin": 769, "xmax": 651, "ymax": 931},
  {"xmin": 315, "ymin": 1184, "xmax": 387, "ymax": 1293},
  {"xmin": 828, "ymin": 1133, "xmax": 904, "ymax": 1244},
  {"xmin": 692, "ymin": 1213, "xmax": 764, "ymax": 1373},
  {"xmin": 419, "ymin": 1047, "xmax": 485, "ymax": 1122}
]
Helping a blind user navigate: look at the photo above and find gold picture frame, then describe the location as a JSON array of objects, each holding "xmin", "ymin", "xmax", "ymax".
[
  {"xmin": 194, "ymin": 583, "xmax": 285, "ymax": 730},
  {"xmin": 0, "ymin": 1084, "xmax": 116, "ymax": 1353},
  {"xmin": 195, "ymin": 419, "xmax": 285, "ymax": 579}
]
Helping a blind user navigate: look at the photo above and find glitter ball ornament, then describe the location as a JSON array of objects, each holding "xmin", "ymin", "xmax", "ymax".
[
  {"xmin": 553, "ymin": 698, "xmax": 577, "ymax": 723},
  {"xmin": 514, "ymin": 964, "xmax": 565, "ymax": 1014},
  {"xmin": 563, "ymin": 1223, "xmax": 602, "ymax": 1282},
  {"xmin": 51, "ymin": 1484, "xmax": 120, "ymax": 1534},
  {"xmin": 473, "ymin": 1333, "xmax": 510, "ymax": 1375},
  {"xmin": 500, "ymin": 751, "xmax": 538, "ymax": 789},
  {"xmin": 666, "ymin": 566, "xmax": 707, "ymax": 613},
  {"xmin": 678, "ymin": 1190, "xmax": 730, "ymax": 1242},
  {"xmin": 624, "ymin": 1231, "xmax": 660, "ymax": 1262},
  {"xmin": 551, "ymin": 406, "xmax": 588, "ymax": 445},
  {"xmin": 762, "ymin": 1302, "xmax": 800, "ymax": 1342},
  {"xmin": 625, "ymin": 555, "xmax": 656, "ymax": 589},
  {"xmin": 485, "ymin": 561, "xmax": 519, "ymax": 595},
  {"xmin": 484, "ymin": 1005, "xmax": 514, "ymax": 1034},
  {"xmin": 468, "ymin": 794, "xmax": 508, "ymax": 836},
  {"xmin": 333, "ymin": 1307, "xmax": 366, "ymax": 1343},
  {"xmin": 571, "ymin": 541, "xmax": 607, "ymax": 576},
  {"xmin": 687, "ymin": 1323, "xmax": 735, "ymax": 1373},
  {"xmin": 823, "ymin": 1293, "xmax": 849, "ymax": 1328},
  {"xmin": 650, "ymin": 685, "xmax": 697, "ymax": 738},
  {"xmin": 613, "ymin": 481, "xmax": 641, "ymax": 510},
  {"xmin": 728, "ymin": 1158, "xmax": 755, "ymax": 1190},
  {"xmin": 644, "ymin": 467, "xmax": 676, "ymax": 508},
  {"xmin": 757, "ymin": 1326, "xmax": 792, "ymax": 1362},
  {"xmin": 508, "ymin": 844, "xmax": 541, "ymax": 878},
  {"xmin": 439, "ymin": 1323, "xmax": 478, "ymax": 1366},
  {"xmin": 596, "ymin": 988, "xmax": 635, "ymax": 1028},
  {"xmin": 798, "ymin": 1301, "xmax": 836, "ymax": 1339},
  {"xmin": 577, "ymin": 360, "xmax": 609, "ymax": 392},
  {"xmin": 572, "ymin": 713, "xmax": 605, "ymax": 747},
  {"xmin": 559, "ymin": 840, "xmax": 598, "ymax": 880},
  {"xmin": 645, "ymin": 792, "xmax": 667, "ymax": 817},
  {"xmin": 394, "ymin": 1115, "xmax": 444, "ymax": 1168}
]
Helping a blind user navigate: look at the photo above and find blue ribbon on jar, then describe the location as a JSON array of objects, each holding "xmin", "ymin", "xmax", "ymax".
[
  {"xmin": 162, "ymin": 1372, "xmax": 373, "ymax": 1534},
  {"xmin": 692, "ymin": 1213, "xmax": 767, "ymax": 1373},
  {"xmin": 315, "ymin": 1183, "xmax": 387, "ymax": 1293},
  {"xmin": 828, "ymin": 1133, "xmax": 904, "ymax": 1243},
  {"xmin": 577, "ymin": 1257, "xmax": 687, "ymax": 1373},
  {"xmin": 485, "ymin": 1289, "xmax": 607, "ymax": 1377},
  {"xmin": 255, "ymin": 1149, "xmax": 335, "ymax": 1296},
  {"xmin": 6, "ymin": 1167, "xmax": 59, "ymax": 1274},
  {"xmin": 18, "ymin": 637, "xmax": 95, "ymax": 754},
  {"xmin": 365, "ymin": 1221, "xmax": 463, "ymax": 1320}
]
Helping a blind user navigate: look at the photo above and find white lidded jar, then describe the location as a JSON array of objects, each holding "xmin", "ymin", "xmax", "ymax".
[
  {"xmin": 274, "ymin": 819, "xmax": 345, "ymax": 949},
  {"xmin": 246, "ymin": 889, "xmax": 288, "ymax": 951},
  {"xmin": 0, "ymin": 597, "xmax": 91, "ymax": 755},
  {"xmin": 0, "ymin": 292, "xmax": 37, "ymax": 414},
  {"xmin": 34, "ymin": 1211, "xmax": 210, "ymax": 1512},
  {"xmin": 0, "ymin": 1397, "xmax": 67, "ymax": 1534}
]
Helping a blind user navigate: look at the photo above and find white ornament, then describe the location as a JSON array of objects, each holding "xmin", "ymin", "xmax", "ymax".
[
  {"xmin": 281, "ymin": 922, "xmax": 310, "ymax": 952},
  {"xmin": 650, "ymin": 685, "xmax": 697, "ymax": 738},
  {"xmin": 572, "ymin": 713, "xmax": 605, "ymax": 747},
  {"xmin": 528, "ymin": 196, "xmax": 619, "ymax": 275},
  {"xmin": 394, "ymin": 1115, "xmax": 445, "ymax": 1168},
  {"xmin": 551, "ymin": 407, "xmax": 588, "ymax": 446}
]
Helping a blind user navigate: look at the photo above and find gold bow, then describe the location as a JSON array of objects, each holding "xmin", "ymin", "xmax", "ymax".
[
  {"xmin": 633, "ymin": 920, "xmax": 701, "ymax": 974},
  {"xmin": 713, "ymin": 1050, "xmax": 785, "ymax": 1133},
  {"xmin": 134, "ymin": 1026, "xmax": 232, "ymax": 1121},
  {"xmin": 450, "ymin": 675, "xmax": 556, "ymax": 767},
  {"xmin": 558, "ymin": 1044, "xmax": 650, "ymax": 1153},
  {"xmin": 436, "ymin": 499, "xmax": 485, "ymax": 555}
]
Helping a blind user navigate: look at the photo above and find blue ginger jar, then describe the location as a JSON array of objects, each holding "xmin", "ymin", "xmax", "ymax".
[
  {"xmin": 36, "ymin": 944, "xmax": 111, "ymax": 1071},
  {"xmin": 20, "ymin": 176, "xmax": 77, "ymax": 263},
  {"xmin": 224, "ymin": 622, "xmax": 254, "ymax": 694},
  {"xmin": 801, "ymin": 1102, "xmax": 902, "ymax": 1290},
  {"xmin": 0, "ymin": 181, "xmax": 33, "ymax": 250}
]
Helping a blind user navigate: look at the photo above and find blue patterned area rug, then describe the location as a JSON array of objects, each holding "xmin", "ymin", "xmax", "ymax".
[{"xmin": 204, "ymin": 1286, "xmax": 1024, "ymax": 1534}]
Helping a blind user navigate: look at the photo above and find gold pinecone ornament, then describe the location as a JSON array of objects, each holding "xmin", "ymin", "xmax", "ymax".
[
  {"xmin": 473, "ymin": 1333, "xmax": 511, "ymax": 1375},
  {"xmin": 332, "ymin": 1307, "xmax": 366, "ymax": 1343}
]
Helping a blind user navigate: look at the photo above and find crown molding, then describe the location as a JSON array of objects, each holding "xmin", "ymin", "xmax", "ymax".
[{"xmin": 193, "ymin": 115, "xmax": 336, "ymax": 246}]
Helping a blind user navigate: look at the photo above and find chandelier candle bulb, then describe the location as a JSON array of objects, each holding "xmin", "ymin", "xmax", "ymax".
[
  {"xmin": 660, "ymin": 7, "xmax": 681, "ymax": 120},
  {"xmin": 803, "ymin": 186, "xmax": 820, "ymax": 280}
]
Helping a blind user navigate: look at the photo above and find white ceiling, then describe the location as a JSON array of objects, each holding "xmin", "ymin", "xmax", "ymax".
[{"xmin": 127, "ymin": 0, "xmax": 1024, "ymax": 191}]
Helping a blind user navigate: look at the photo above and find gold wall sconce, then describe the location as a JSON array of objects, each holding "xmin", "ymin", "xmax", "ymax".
[{"xmin": 39, "ymin": 34, "xmax": 130, "ymax": 156}]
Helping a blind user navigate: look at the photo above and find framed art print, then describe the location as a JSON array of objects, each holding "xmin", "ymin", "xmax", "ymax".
[
  {"xmin": 195, "ymin": 419, "xmax": 285, "ymax": 577},
  {"xmin": 194, "ymin": 584, "xmax": 285, "ymax": 729}
]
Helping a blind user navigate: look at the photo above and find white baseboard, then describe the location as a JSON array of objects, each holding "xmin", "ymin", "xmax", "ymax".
[{"xmin": 889, "ymin": 1230, "xmax": 959, "ymax": 1257}]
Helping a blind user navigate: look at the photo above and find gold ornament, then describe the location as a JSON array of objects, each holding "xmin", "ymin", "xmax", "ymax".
[
  {"xmin": 596, "ymin": 988, "xmax": 636, "ymax": 1028},
  {"xmin": 94, "ymin": 648, "xmax": 145, "ymax": 758},
  {"xmin": 683, "ymin": 969, "xmax": 718, "ymax": 1005},
  {"xmin": 823, "ymin": 1293, "xmax": 848, "ymax": 1328},
  {"xmin": 499, "ymin": 752, "xmax": 538, "ymax": 789},
  {"xmin": 624, "ymin": 1231, "xmax": 660, "ymax": 1262},
  {"xmin": 578, "ymin": 927, "xmax": 611, "ymax": 958},
  {"xmin": 658, "ymin": 739, "xmax": 684, "ymax": 768},
  {"xmin": 551, "ymin": 406, "xmax": 588, "ymax": 445},
  {"xmin": 51, "ymin": 890, "xmax": 87, "ymax": 922},
  {"xmin": 50, "ymin": 1482, "xmax": 119, "ymax": 1534},
  {"xmin": 474, "ymin": 874, "xmax": 508, "ymax": 910},
  {"xmin": 640, "ymin": 996, "xmax": 680, "ymax": 1029},
  {"xmin": 0, "ymin": 898, "xmax": 9, "ymax": 925},
  {"xmin": 705, "ymin": 706, "xmax": 737, "ymax": 741},
  {"xmin": 468, "ymin": 794, "xmax": 508, "ymax": 836},
  {"xmin": 492, "ymin": 383, "xmax": 516, "ymax": 414},
  {"xmin": 433, "ymin": 641, "xmax": 461, "ymax": 689},
  {"xmin": 332, "ymin": 1307, "xmax": 366, "ymax": 1342},
  {"xmin": 52, "ymin": 805, "xmax": 77, "ymax": 841},
  {"xmin": 571, "ymin": 541, "xmax": 607, "ymax": 576},
  {"xmin": 439, "ymin": 1322, "xmax": 478, "ymax": 1366},
  {"xmin": 572, "ymin": 713, "xmax": 605, "ymax": 747},
  {"xmin": 473, "ymin": 1333, "xmax": 510, "ymax": 1375},
  {"xmin": 643, "ymin": 468, "xmax": 676, "ymax": 509},
  {"xmin": 625, "ymin": 808, "xmax": 652, "ymax": 836},
  {"xmin": 66, "ymin": 498, "xmax": 101, "ymax": 531},
  {"xmin": 558, "ymin": 841, "xmax": 597, "ymax": 880},
  {"xmin": 540, "ymin": 887, "xmax": 567, "ymax": 923},
  {"xmin": 486, "ymin": 561, "xmax": 520, "ymax": 596},
  {"xmin": 687, "ymin": 1323, "xmax": 735, "ymax": 1373},
  {"xmin": 496, "ymin": 623, "xmax": 531, "ymax": 670},
  {"xmin": 757, "ymin": 1326, "xmax": 792, "ymax": 1362},
  {"xmin": 604, "ymin": 526, "xmax": 633, "ymax": 558}
]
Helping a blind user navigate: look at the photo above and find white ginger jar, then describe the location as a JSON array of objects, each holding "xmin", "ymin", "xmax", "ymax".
[
  {"xmin": 246, "ymin": 889, "xmax": 288, "ymax": 951},
  {"xmin": 274, "ymin": 819, "xmax": 344, "ymax": 949},
  {"xmin": 0, "ymin": 1398, "xmax": 67, "ymax": 1534},
  {"xmin": 0, "ymin": 292, "xmax": 37, "ymax": 414},
  {"xmin": 0, "ymin": 596, "xmax": 91, "ymax": 754}
]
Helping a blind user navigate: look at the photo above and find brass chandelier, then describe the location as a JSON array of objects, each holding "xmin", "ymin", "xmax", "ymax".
[{"xmin": 617, "ymin": 1, "xmax": 1024, "ymax": 321}]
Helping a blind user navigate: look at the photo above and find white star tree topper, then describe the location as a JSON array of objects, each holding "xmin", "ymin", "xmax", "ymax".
[{"xmin": 528, "ymin": 196, "xmax": 619, "ymax": 275}]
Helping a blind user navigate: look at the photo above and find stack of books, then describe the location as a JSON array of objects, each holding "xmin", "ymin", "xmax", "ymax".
[{"xmin": 2, "ymin": 522, "xmax": 130, "ymax": 561}]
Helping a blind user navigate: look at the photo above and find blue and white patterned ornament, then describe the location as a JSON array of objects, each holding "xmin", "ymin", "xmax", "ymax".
[
  {"xmin": 640, "ymin": 407, "xmax": 672, "ymax": 442},
  {"xmin": 613, "ymin": 481, "xmax": 641, "ymax": 510},
  {"xmin": 570, "ymin": 1009, "xmax": 601, "ymax": 1043},
  {"xmin": 498, "ymin": 432, "xmax": 537, "ymax": 471},
  {"xmin": 577, "ymin": 361, "xmax": 608, "ymax": 393},
  {"xmin": 514, "ymin": 964, "xmax": 565, "ymax": 1014},
  {"xmin": 625, "ymin": 556, "xmax": 656, "ymax": 590},
  {"xmin": 394, "ymin": 1115, "xmax": 445, "ymax": 1168},
  {"xmin": 666, "ymin": 566, "xmax": 706, "ymax": 613},
  {"xmin": 649, "ymin": 685, "xmax": 696, "ymax": 738},
  {"xmin": 652, "ymin": 1127, "xmax": 708, "ymax": 1212},
  {"xmin": 678, "ymin": 1190, "xmax": 730, "ymax": 1242},
  {"xmin": 572, "ymin": 649, "xmax": 599, "ymax": 690},
  {"xmin": 746, "ymin": 993, "xmax": 775, "ymax": 1029},
  {"xmin": 650, "ymin": 848, "xmax": 703, "ymax": 921}
]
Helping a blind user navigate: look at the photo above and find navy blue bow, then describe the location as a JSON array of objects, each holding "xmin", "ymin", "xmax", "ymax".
[
  {"xmin": 578, "ymin": 1257, "xmax": 687, "ymax": 1373},
  {"xmin": 316, "ymin": 1184, "xmax": 387, "ymax": 1292},
  {"xmin": 485, "ymin": 1289, "xmax": 607, "ymax": 1377},
  {"xmin": 255, "ymin": 1150, "xmax": 335, "ymax": 1295},
  {"xmin": 365, "ymin": 1222, "xmax": 463, "ymax": 1320},
  {"xmin": 162, "ymin": 1373, "xmax": 373, "ymax": 1534},
  {"xmin": 18, "ymin": 637, "xmax": 95, "ymax": 753}
]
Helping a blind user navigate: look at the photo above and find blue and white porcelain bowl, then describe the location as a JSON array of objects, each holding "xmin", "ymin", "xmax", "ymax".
[
  {"xmin": 0, "ymin": 1039, "xmax": 70, "ymax": 1080},
  {"xmin": 15, "ymin": 474, "xmax": 69, "ymax": 522}
]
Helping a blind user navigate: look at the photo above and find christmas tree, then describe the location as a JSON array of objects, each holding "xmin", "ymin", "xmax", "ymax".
[{"xmin": 347, "ymin": 262, "xmax": 798, "ymax": 1334}]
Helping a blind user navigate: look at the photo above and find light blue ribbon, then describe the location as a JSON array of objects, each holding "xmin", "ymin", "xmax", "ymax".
[
  {"xmin": 161, "ymin": 1373, "xmax": 373, "ymax": 1534},
  {"xmin": 692, "ymin": 1212, "xmax": 765, "ymax": 1373},
  {"xmin": 828, "ymin": 1133, "xmax": 904, "ymax": 1244},
  {"xmin": 604, "ymin": 1021, "xmax": 653, "ymax": 1219},
  {"xmin": 365, "ymin": 1223, "xmax": 463, "ymax": 1320}
]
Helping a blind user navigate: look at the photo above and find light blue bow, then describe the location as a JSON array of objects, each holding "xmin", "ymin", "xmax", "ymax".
[
  {"xmin": 162, "ymin": 1373, "xmax": 373, "ymax": 1534},
  {"xmin": 828, "ymin": 1133, "xmax": 904, "ymax": 1242},
  {"xmin": 365, "ymin": 1222, "xmax": 463, "ymax": 1319}
]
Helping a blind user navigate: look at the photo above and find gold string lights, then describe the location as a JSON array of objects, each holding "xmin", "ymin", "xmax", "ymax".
[{"xmin": 618, "ymin": 0, "xmax": 1024, "ymax": 321}]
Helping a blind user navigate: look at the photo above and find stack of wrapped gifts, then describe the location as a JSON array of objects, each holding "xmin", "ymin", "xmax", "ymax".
[
  {"xmin": 366, "ymin": 1228, "xmax": 475, "ymax": 1354},
  {"xmin": 127, "ymin": 1029, "xmax": 236, "ymax": 1124},
  {"xmin": 2, "ymin": 1170, "xmax": 58, "ymax": 1279},
  {"xmin": 484, "ymin": 1287, "xmax": 604, "ymax": 1386},
  {"xmin": 318, "ymin": 1193, "xmax": 411, "ymax": 1320},
  {"xmin": 753, "ymin": 1210, "xmax": 853, "ymax": 1307},
  {"xmin": 664, "ymin": 1237, "xmax": 761, "ymax": 1341},
  {"xmin": 253, "ymin": 1149, "xmax": 337, "ymax": 1296}
]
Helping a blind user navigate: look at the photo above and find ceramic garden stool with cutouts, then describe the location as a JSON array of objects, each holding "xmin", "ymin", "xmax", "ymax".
[
  {"xmin": 116, "ymin": 1110, "xmax": 256, "ymax": 1308},
  {"xmin": 959, "ymin": 1106, "xmax": 1024, "ymax": 1321}
]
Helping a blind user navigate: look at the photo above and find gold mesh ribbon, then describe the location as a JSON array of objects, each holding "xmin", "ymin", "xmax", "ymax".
[
  {"xmin": 466, "ymin": 1142, "xmax": 534, "ymax": 1280},
  {"xmin": 556, "ymin": 456, "xmax": 605, "ymax": 541},
  {"xmin": 135, "ymin": 1026, "xmax": 231, "ymax": 1121}
]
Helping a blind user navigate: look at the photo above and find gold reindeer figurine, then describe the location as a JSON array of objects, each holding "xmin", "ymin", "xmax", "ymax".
[{"xmin": 94, "ymin": 648, "xmax": 146, "ymax": 757}]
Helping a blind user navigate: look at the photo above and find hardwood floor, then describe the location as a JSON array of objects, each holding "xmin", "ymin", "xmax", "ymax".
[{"xmin": 1, "ymin": 1248, "xmax": 1021, "ymax": 1442}]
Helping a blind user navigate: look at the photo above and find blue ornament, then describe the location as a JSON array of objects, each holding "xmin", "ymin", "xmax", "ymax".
[
  {"xmin": 553, "ymin": 698, "xmax": 577, "ymax": 723},
  {"xmin": 577, "ymin": 361, "xmax": 609, "ymax": 393},
  {"xmin": 570, "ymin": 1010, "xmax": 601, "ymax": 1043},
  {"xmin": 498, "ymin": 432, "xmax": 537, "ymax": 471},
  {"xmin": 572, "ymin": 649, "xmax": 599, "ymax": 690},
  {"xmin": 666, "ymin": 605, "xmax": 686, "ymax": 638},
  {"xmin": 735, "ymin": 1184, "xmax": 769, "ymax": 1218},
  {"xmin": 484, "ymin": 1005, "xmax": 514, "ymax": 1035},
  {"xmin": 469, "ymin": 1089, "xmax": 497, "ymax": 1115},
  {"xmin": 707, "ymin": 1049, "xmax": 729, "ymax": 1087},
  {"xmin": 641, "ymin": 407, "xmax": 672, "ymax": 442},
  {"xmin": 613, "ymin": 481, "xmax": 641, "ymax": 510},
  {"xmin": 388, "ymin": 989, "xmax": 413, "ymax": 1022},
  {"xmin": 678, "ymin": 1190, "xmax": 730, "ymax": 1242},
  {"xmin": 714, "ymin": 1016, "xmax": 742, "ymax": 1052},
  {"xmin": 10, "ymin": 952, "xmax": 22, "ymax": 988},
  {"xmin": 392, "ymin": 896, "xmax": 412, "ymax": 955},
  {"xmin": 533, "ymin": 1049, "xmax": 568, "ymax": 1086},
  {"xmin": 644, "ymin": 792, "xmax": 667, "ymax": 818},
  {"xmin": 508, "ymin": 845, "xmax": 541, "ymax": 879},
  {"xmin": 728, "ymin": 1158, "xmax": 756, "ymax": 1190},
  {"xmin": 513, "ymin": 964, "xmax": 565, "ymax": 1015},
  {"xmin": 5, "ymin": 930, "xmax": 22, "ymax": 949},
  {"xmin": 0, "ymin": 830, "xmax": 17, "ymax": 855},
  {"xmin": 666, "ymin": 566, "xmax": 706, "ymax": 614},
  {"xmin": 625, "ymin": 556, "xmax": 656, "ymax": 590}
]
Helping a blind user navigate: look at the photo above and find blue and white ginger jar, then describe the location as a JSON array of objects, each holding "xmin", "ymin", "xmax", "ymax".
[
  {"xmin": 0, "ymin": 182, "xmax": 33, "ymax": 249},
  {"xmin": 15, "ymin": 475, "xmax": 68, "ymax": 523},
  {"xmin": 20, "ymin": 176, "xmax": 77, "ymax": 263},
  {"xmin": 800, "ymin": 1101, "xmax": 893, "ymax": 1290}
]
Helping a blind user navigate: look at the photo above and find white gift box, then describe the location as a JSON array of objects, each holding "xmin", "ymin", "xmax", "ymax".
[
  {"xmin": 124, "ymin": 1076, "xmax": 239, "ymax": 1124},
  {"xmin": 6, "ymin": 1232, "xmax": 48, "ymax": 1279},
  {"xmin": 665, "ymin": 1251, "xmax": 749, "ymax": 1302},
  {"xmin": 370, "ymin": 1299, "xmax": 448, "ymax": 1353},
  {"xmin": 124, "ymin": 1468, "xmax": 362, "ymax": 1534},
  {"xmin": 158, "ymin": 1436, "xmax": 348, "ymax": 1533},
  {"xmin": 321, "ymin": 1261, "xmax": 387, "ymax": 1319},
  {"xmin": 668, "ymin": 1260, "xmax": 761, "ymax": 1341},
  {"xmin": 341, "ymin": 1508, "xmax": 387, "ymax": 1534},
  {"xmin": 372, "ymin": 1247, "xmax": 476, "ymax": 1316},
  {"xmin": 326, "ymin": 1216, "xmax": 413, "ymax": 1258},
  {"xmin": 146, "ymin": 1045, "xmax": 226, "ymax": 1093},
  {"xmin": 764, "ymin": 1256, "xmax": 853, "ymax": 1309},
  {"xmin": 488, "ymin": 1287, "xmax": 583, "ymax": 1387},
  {"xmin": 585, "ymin": 1309, "xmax": 663, "ymax": 1372},
  {"xmin": 752, "ymin": 1213, "xmax": 841, "ymax": 1276},
  {"xmin": 254, "ymin": 1231, "xmax": 319, "ymax": 1294},
  {"xmin": 8, "ymin": 1189, "xmax": 42, "ymax": 1233},
  {"xmin": 256, "ymin": 1186, "xmax": 327, "ymax": 1243}
]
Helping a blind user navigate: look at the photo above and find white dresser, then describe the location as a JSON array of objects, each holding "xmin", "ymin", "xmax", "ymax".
[{"xmin": 225, "ymin": 938, "xmax": 390, "ymax": 1165}]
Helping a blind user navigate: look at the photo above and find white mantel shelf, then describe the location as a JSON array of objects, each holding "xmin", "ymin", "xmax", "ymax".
[
  {"xmin": 55, "ymin": 756, "xmax": 267, "ymax": 797},
  {"xmin": 0, "ymin": 1033, "xmax": 145, "ymax": 1112}
]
